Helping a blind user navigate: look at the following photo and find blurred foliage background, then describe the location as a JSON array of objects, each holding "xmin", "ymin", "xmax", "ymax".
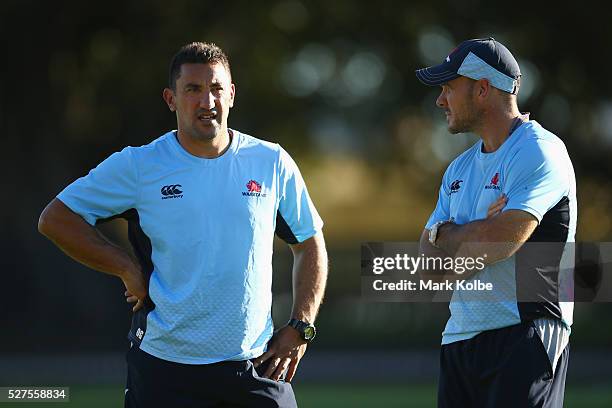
[{"xmin": 2, "ymin": 0, "xmax": 612, "ymax": 390}]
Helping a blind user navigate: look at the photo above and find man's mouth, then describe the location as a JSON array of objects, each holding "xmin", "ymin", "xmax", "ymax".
[{"xmin": 198, "ymin": 111, "xmax": 218, "ymax": 122}]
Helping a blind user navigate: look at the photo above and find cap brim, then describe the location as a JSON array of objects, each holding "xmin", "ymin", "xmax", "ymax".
[{"xmin": 415, "ymin": 64, "xmax": 460, "ymax": 86}]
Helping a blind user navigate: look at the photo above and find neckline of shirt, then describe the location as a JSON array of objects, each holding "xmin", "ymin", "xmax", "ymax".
[
  {"xmin": 476, "ymin": 118, "xmax": 533, "ymax": 162},
  {"xmin": 167, "ymin": 129, "xmax": 240, "ymax": 166}
]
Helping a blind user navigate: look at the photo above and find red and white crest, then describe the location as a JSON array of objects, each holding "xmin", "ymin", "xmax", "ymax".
[{"xmin": 246, "ymin": 180, "xmax": 262, "ymax": 193}]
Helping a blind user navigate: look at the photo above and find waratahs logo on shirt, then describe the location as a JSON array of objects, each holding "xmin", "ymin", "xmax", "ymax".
[
  {"xmin": 450, "ymin": 179, "xmax": 463, "ymax": 194},
  {"xmin": 485, "ymin": 172, "xmax": 501, "ymax": 190},
  {"xmin": 246, "ymin": 180, "xmax": 261, "ymax": 192},
  {"xmin": 243, "ymin": 180, "xmax": 267, "ymax": 197}
]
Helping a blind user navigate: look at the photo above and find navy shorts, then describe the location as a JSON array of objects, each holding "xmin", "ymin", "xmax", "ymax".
[
  {"xmin": 438, "ymin": 322, "xmax": 569, "ymax": 408},
  {"xmin": 124, "ymin": 346, "xmax": 297, "ymax": 408}
]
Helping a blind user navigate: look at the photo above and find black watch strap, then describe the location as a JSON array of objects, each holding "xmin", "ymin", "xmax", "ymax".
[{"xmin": 287, "ymin": 318, "xmax": 316, "ymax": 342}]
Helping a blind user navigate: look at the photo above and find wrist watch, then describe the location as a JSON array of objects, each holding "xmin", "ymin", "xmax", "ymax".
[
  {"xmin": 428, "ymin": 219, "xmax": 453, "ymax": 248},
  {"xmin": 287, "ymin": 318, "xmax": 316, "ymax": 342}
]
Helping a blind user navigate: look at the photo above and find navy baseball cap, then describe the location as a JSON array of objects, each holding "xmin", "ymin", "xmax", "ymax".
[{"xmin": 415, "ymin": 37, "xmax": 521, "ymax": 94}]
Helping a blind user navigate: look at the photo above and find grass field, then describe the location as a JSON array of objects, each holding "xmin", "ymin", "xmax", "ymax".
[{"xmin": 2, "ymin": 383, "xmax": 610, "ymax": 407}]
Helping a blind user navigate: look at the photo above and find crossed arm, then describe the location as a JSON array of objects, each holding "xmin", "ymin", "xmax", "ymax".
[
  {"xmin": 253, "ymin": 232, "xmax": 328, "ymax": 382},
  {"xmin": 418, "ymin": 195, "xmax": 539, "ymax": 278}
]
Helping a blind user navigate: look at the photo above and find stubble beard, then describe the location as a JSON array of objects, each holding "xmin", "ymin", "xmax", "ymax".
[
  {"xmin": 448, "ymin": 92, "xmax": 483, "ymax": 134},
  {"xmin": 194, "ymin": 126, "xmax": 218, "ymax": 142},
  {"xmin": 189, "ymin": 120, "xmax": 222, "ymax": 142},
  {"xmin": 449, "ymin": 118, "xmax": 475, "ymax": 134}
]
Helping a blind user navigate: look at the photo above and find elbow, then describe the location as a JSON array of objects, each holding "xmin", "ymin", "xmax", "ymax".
[
  {"xmin": 38, "ymin": 200, "xmax": 60, "ymax": 238},
  {"xmin": 38, "ymin": 206, "xmax": 52, "ymax": 237}
]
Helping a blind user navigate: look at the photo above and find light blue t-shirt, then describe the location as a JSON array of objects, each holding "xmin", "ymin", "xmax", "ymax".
[
  {"xmin": 58, "ymin": 130, "xmax": 323, "ymax": 364},
  {"xmin": 425, "ymin": 120, "xmax": 577, "ymax": 345}
]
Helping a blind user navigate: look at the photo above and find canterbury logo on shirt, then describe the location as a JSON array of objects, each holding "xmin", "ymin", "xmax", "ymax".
[
  {"xmin": 450, "ymin": 179, "xmax": 463, "ymax": 193},
  {"xmin": 161, "ymin": 184, "xmax": 183, "ymax": 199}
]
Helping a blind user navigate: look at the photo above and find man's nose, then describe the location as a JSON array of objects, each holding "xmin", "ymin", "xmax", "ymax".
[
  {"xmin": 199, "ymin": 92, "xmax": 215, "ymax": 109},
  {"xmin": 436, "ymin": 91, "xmax": 446, "ymax": 108}
]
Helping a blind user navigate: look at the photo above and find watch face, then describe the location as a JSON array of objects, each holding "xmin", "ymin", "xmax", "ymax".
[{"xmin": 303, "ymin": 325, "xmax": 316, "ymax": 340}]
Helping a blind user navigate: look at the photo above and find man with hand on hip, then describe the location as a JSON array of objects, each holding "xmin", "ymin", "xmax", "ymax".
[{"xmin": 39, "ymin": 42, "xmax": 328, "ymax": 408}]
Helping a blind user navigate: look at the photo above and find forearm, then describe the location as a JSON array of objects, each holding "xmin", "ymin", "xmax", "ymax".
[
  {"xmin": 436, "ymin": 217, "xmax": 527, "ymax": 265},
  {"xmin": 290, "ymin": 232, "xmax": 328, "ymax": 323},
  {"xmin": 38, "ymin": 199, "xmax": 136, "ymax": 278},
  {"xmin": 418, "ymin": 229, "xmax": 452, "ymax": 279}
]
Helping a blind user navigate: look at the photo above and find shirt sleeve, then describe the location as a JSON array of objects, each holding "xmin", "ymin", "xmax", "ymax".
[
  {"xmin": 275, "ymin": 146, "xmax": 323, "ymax": 244},
  {"xmin": 502, "ymin": 140, "xmax": 570, "ymax": 222},
  {"xmin": 425, "ymin": 167, "xmax": 452, "ymax": 230},
  {"xmin": 56, "ymin": 147, "xmax": 139, "ymax": 225}
]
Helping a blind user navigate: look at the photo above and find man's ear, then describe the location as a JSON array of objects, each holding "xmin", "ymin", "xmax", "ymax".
[
  {"xmin": 475, "ymin": 79, "xmax": 491, "ymax": 99},
  {"xmin": 229, "ymin": 83, "xmax": 236, "ymax": 108},
  {"xmin": 163, "ymin": 88, "xmax": 176, "ymax": 112}
]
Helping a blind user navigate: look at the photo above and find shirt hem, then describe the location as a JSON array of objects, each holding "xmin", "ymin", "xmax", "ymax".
[
  {"xmin": 503, "ymin": 204, "xmax": 543, "ymax": 223},
  {"xmin": 138, "ymin": 342, "xmax": 267, "ymax": 365},
  {"xmin": 55, "ymin": 195, "xmax": 97, "ymax": 226},
  {"xmin": 441, "ymin": 331, "xmax": 481, "ymax": 345},
  {"xmin": 295, "ymin": 226, "xmax": 323, "ymax": 243}
]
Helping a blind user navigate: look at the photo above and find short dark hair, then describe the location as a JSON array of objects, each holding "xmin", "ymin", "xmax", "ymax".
[{"xmin": 168, "ymin": 42, "xmax": 231, "ymax": 90}]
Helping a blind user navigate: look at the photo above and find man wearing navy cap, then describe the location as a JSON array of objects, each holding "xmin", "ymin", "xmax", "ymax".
[{"xmin": 417, "ymin": 38, "xmax": 577, "ymax": 407}]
